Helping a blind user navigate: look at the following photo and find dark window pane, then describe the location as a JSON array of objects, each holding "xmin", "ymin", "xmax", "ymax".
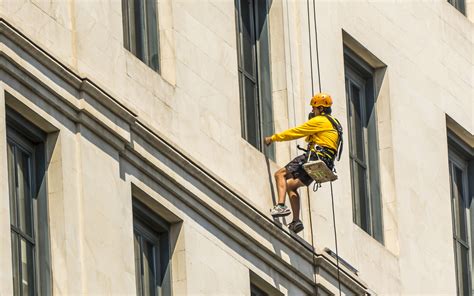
[
  {"xmin": 11, "ymin": 233, "xmax": 20, "ymax": 296},
  {"xmin": 256, "ymin": 0, "xmax": 273, "ymax": 159},
  {"xmin": 351, "ymin": 160, "xmax": 369, "ymax": 230},
  {"xmin": 238, "ymin": 74, "xmax": 246, "ymax": 139},
  {"xmin": 122, "ymin": 0, "xmax": 132, "ymax": 52},
  {"xmin": 134, "ymin": 0, "xmax": 146, "ymax": 61},
  {"xmin": 356, "ymin": 163, "xmax": 369, "ymax": 232},
  {"xmin": 456, "ymin": 243, "xmax": 469, "ymax": 295},
  {"xmin": 20, "ymin": 239, "xmax": 35, "ymax": 296},
  {"xmin": 16, "ymin": 149, "xmax": 33, "ymax": 237},
  {"xmin": 371, "ymin": 183, "xmax": 383, "ymax": 242},
  {"xmin": 134, "ymin": 233, "xmax": 143, "ymax": 296},
  {"xmin": 244, "ymin": 77, "xmax": 259, "ymax": 148},
  {"xmin": 350, "ymin": 83, "xmax": 364, "ymax": 161},
  {"xmin": 460, "ymin": 245, "xmax": 469, "ymax": 295},
  {"xmin": 143, "ymin": 240, "xmax": 157, "ymax": 296},
  {"xmin": 7, "ymin": 143, "xmax": 18, "ymax": 228},
  {"xmin": 351, "ymin": 160, "xmax": 359, "ymax": 220},
  {"xmin": 122, "ymin": 0, "xmax": 160, "ymax": 72},
  {"xmin": 240, "ymin": 0, "xmax": 254, "ymax": 75},
  {"xmin": 146, "ymin": 0, "xmax": 159, "ymax": 71},
  {"xmin": 454, "ymin": 167, "xmax": 468, "ymax": 241}
]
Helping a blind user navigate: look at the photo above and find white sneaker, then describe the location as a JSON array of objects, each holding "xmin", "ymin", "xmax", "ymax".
[{"xmin": 270, "ymin": 204, "xmax": 291, "ymax": 217}]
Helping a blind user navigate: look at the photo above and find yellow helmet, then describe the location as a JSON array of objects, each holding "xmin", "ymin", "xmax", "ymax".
[{"xmin": 310, "ymin": 92, "xmax": 333, "ymax": 108}]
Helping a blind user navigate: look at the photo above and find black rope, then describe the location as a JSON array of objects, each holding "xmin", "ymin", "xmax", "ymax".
[
  {"xmin": 306, "ymin": 185, "xmax": 318, "ymax": 295},
  {"xmin": 305, "ymin": 1, "xmax": 318, "ymax": 294},
  {"xmin": 308, "ymin": 1, "xmax": 342, "ymax": 295},
  {"xmin": 312, "ymin": 0, "xmax": 322, "ymax": 93},
  {"xmin": 306, "ymin": 0, "xmax": 315, "ymax": 95},
  {"xmin": 330, "ymin": 182, "xmax": 342, "ymax": 296},
  {"xmin": 285, "ymin": 0, "xmax": 297, "ymax": 142}
]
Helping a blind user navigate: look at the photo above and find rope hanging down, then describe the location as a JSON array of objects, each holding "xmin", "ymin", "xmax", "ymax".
[
  {"xmin": 305, "ymin": 1, "xmax": 342, "ymax": 295},
  {"xmin": 304, "ymin": 1, "xmax": 319, "ymax": 294}
]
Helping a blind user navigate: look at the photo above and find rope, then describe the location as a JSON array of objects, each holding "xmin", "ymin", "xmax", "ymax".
[
  {"xmin": 304, "ymin": 1, "xmax": 318, "ymax": 294},
  {"xmin": 312, "ymin": 0, "xmax": 322, "ymax": 93},
  {"xmin": 306, "ymin": 0, "xmax": 315, "ymax": 95},
  {"xmin": 330, "ymin": 182, "xmax": 342, "ymax": 296},
  {"xmin": 285, "ymin": 0, "xmax": 297, "ymax": 145},
  {"xmin": 306, "ymin": 1, "xmax": 342, "ymax": 295}
]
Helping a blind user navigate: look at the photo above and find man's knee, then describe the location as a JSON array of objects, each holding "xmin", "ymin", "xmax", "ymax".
[
  {"xmin": 274, "ymin": 168, "xmax": 287, "ymax": 180},
  {"xmin": 287, "ymin": 179, "xmax": 304, "ymax": 192}
]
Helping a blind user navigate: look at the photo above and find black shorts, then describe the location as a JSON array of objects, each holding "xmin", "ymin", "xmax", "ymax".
[{"xmin": 284, "ymin": 153, "xmax": 334, "ymax": 186}]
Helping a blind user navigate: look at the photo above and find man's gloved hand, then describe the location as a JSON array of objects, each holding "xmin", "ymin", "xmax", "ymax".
[{"xmin": 264, "ymin": 136, "xmax": 273, "ymax": 146}]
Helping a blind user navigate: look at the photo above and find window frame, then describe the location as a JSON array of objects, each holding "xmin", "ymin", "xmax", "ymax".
[
  {"xmin": 344, "ymin": 47, "xmax": 383, "ymax": 243},
  {"xmin": 448, "ymin": 132, "xmax": 473, "ymax": 296},
  {"xmin": 6, "ymin": 108, "xmax": 51, "ymax": 296}
]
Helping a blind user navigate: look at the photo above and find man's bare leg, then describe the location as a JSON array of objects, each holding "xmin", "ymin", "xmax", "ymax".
[
  {"xmin": 274, "ymin": 167, "xmax": 288, "ymax": 204},
  {"xmin": 287, "ymin": 178, "xmax": 305, "ymax": 221}
]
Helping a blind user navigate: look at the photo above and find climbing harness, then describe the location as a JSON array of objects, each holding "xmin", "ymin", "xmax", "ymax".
[{"xmin": 302, "ymin": 115, "xmax": 342, "ymax": 185}]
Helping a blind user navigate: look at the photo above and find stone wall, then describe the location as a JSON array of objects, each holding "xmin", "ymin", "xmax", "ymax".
[{"xmin": 0, "ymin": 0, "xmax": 472, "ymax": 295}]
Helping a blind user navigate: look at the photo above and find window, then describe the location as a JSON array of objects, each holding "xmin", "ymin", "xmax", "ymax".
[
  {"xmin": 122, "ymin": 0, "xmax": 160, "ymax": 72},
  {"xmin": 7, "ymin": 109, "xmax": 51, "ymax": 296},
  {"xmin": 344, "ymin": 47, "xmax": 383, "ymax": 243},
  {"xmin": 448, "ymin": 132, "xmax": 473, "ymax": 296},
  {"xmin": 251, "ymin": 284, "xmax": 269, "ymax": 296},
  {"xmin": 235, "ymin": 0, "xmax": 274, "ymax": 158},
  {"xmin": 249, "ymin": 271, "xmax": 283, "ymax": 296},
  {"xmin": 447, "ymin": 0, "xmax": 466, "ymax": 15},
  {"xmin": 133, "ymin": 199, "xmax": 170, "ymax": 296}
]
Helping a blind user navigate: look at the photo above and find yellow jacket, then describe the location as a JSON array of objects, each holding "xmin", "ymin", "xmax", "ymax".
[{"xmin": 270, "ymin": 115, "xmax": 339, "ymax": 151}]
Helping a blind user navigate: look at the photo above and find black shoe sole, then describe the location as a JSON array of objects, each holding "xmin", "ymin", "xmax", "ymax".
[
  {"xmin": 271, "ymin": 212, "xmax": 291, "ymax": 218},
  {"xmin": 289, "ymin": 224, "xmax": 304, "ymax": 233}
]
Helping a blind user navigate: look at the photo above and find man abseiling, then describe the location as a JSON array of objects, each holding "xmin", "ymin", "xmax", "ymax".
[{"xmin": 264, "ymin": 92, "xmax": 342, "ymax": 233}]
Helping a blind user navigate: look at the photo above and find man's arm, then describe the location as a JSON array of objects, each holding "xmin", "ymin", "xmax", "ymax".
[{"xmin": 266, "ymin": 119, "xmax": 320, "ymax": 146}]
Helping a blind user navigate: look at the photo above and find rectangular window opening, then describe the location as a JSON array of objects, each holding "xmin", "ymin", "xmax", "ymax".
[
  {"xmin": 6, "ymin": 107, "xmax": 51, "ymax": 296},
  {"xmin": 235, "ymin": 0, "xmax": 274, "ymax": 159},
  {"xmin": 132, "ymin": 198, "xmax": 171, "ymax": 296},
  {"xmin": 448, "ymin": 131, "xmax": 473, "ymax": 296},
  {"xmin": 344, "ymin": 46, "xmax": 384, "ymax": 243},
  {"xmin": 122, "ymin": 0, "xmax": 160, "ymax": 72}
]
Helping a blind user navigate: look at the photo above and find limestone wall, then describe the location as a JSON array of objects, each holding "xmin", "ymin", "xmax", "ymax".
[{"xmin": 0, "ymin": 0, "xmax": 472, "ymax": 295}]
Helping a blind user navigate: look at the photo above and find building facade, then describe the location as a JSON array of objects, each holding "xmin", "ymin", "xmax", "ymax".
[{"xmin": 0, "ymin": 0, "xmax": 473, "ymax": 295}]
